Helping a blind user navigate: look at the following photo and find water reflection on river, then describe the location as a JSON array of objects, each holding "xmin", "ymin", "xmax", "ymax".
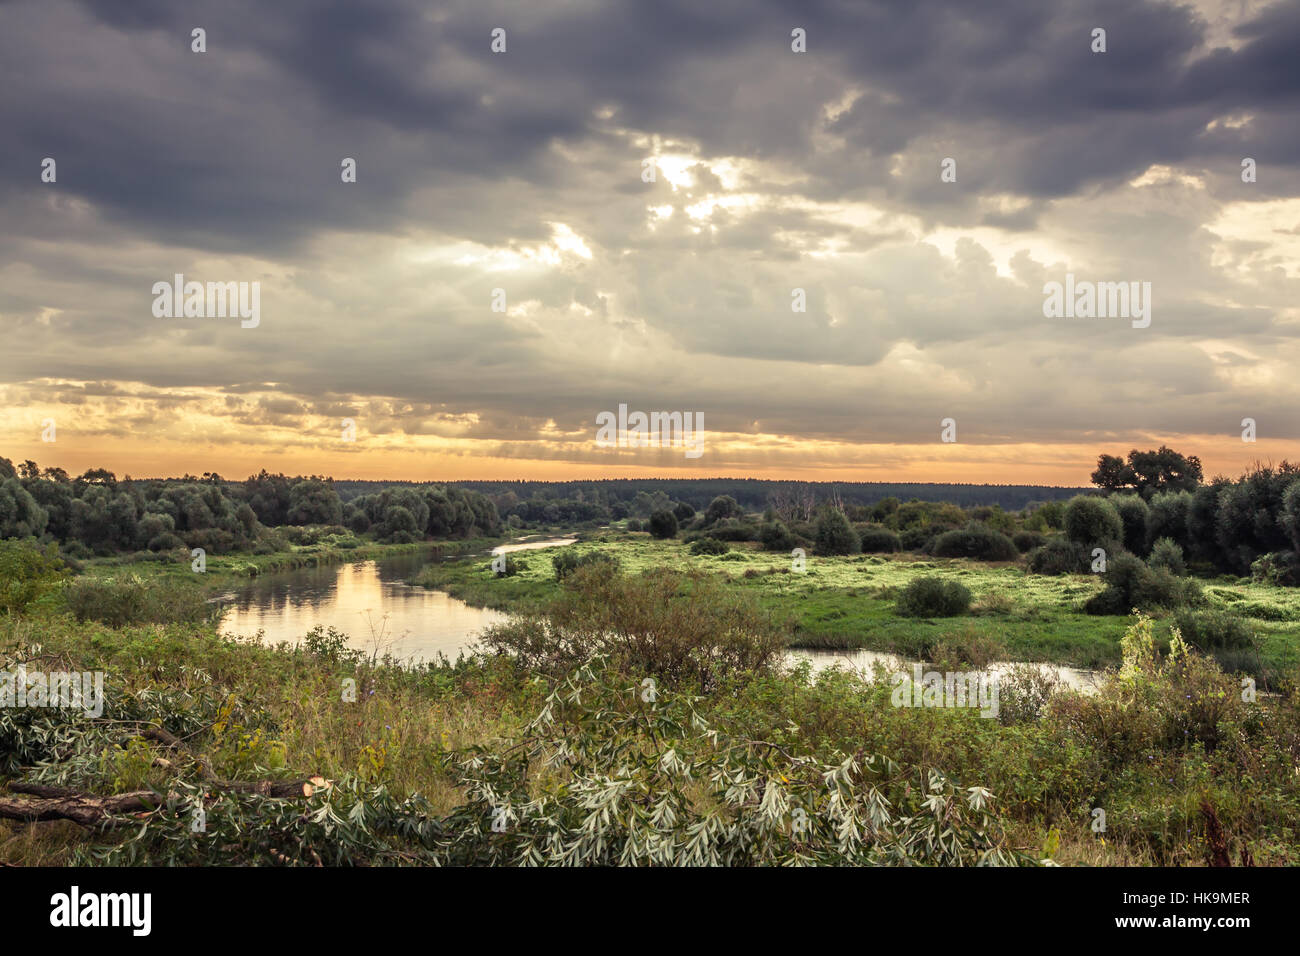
[
  {"xmin": 219, "ymin": 536, "xmax": 1102, "ymax": 690},
  {"xmin": 218, "ymin": 538, "xmax": 573, "ymax": 663}
]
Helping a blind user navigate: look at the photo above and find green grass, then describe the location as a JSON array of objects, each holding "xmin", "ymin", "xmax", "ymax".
[{"xmin": 411, "ymin": 532, "xmax": 1300, "ymax": 672}]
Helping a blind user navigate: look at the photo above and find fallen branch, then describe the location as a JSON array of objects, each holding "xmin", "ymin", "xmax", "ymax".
[{"xmin": 0, "ymin": 775, "xmax": 331, "ymax": 828}]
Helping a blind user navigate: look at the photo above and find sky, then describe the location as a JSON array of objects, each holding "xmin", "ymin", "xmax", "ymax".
[{"xmin": 1, "ymin": 0, "xmax": 1297, "ymax": 485}]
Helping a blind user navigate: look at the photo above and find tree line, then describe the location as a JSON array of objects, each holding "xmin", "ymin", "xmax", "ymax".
[{"xmin": 0, "ymin": 459, "xmax": 501, "ymax": 556}]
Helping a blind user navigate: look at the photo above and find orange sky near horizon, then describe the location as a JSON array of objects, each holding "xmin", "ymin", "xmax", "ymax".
[{"xmin": 6, "ymin": 433, "xmax": 1296, "ymax": 488}]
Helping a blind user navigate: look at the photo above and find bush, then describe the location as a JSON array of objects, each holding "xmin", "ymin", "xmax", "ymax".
[
  {"xmin": 707, "ymin": 519, "xmax": 759, "ymax": 542},
  {"xmin": 1146, "ymin": 490, "xmax": 1194, "ymax": 553},
  {"xmin": 1012, "ymin": 531, "xmax": 1045, "ymax": 554},
  {"xmin": 481, "ymin": 567, "xmax": 786, "ymax": 691},
  {"xmin": 1084, "ymin": 554, "xmax": 1201, "ymax": 616},
  {"xmin": 758, "ymin": 520, "xmax": 797, "ymax": 552},
  {"xmin": 1026, "ymin": 538, "xmax": 1090, "ymax": 575},
  {"xmin": 1148, "ymin": 537, "xmax": 1186, "ymax": 576},
  {"xmin": 491, "ymin": 554, "xmax": 528, "ymax": 577},
  {"xmin": 648, "ymin": 509, "xmax": 678, "ymax": 539},
  {"xmin": 1250, "ymin": 550, "xmax": 1300, "ymax": 587},
  {"xmin": 1111, "ymin": 495, "xmax": 1150, "ymax": 555},
  {"xmin": 898, "ymin": 526, "xmax": 938, "ymax": 552},
  {"xmin": 1172, "ymin": 609, "xmax": 1256, "ymax": 651},
  {"xmin": 814, "ymin": 508, "xmax": 859, "ymax": 555},
  {"xmin": 856, "ymin": 525, "xmax": 901, "ymax": 553},
  {"xmin": 895, "ymin": 576, "xmax": 972, "ymax": 618},
  {"xmin": 689, "ymin": 537, "xmax": 730, "ymax": 556},
  {"xmin": 552, "ymin": 550, "xmax": 620, "ymax": 582},
  {"xmin": 64, "ymin": 574, "xmax": 214, "ymax": 626},
  {"xmin": 625, "ymin": 518, "xmax": 642, "ymax": 533},
  {"xmin": 0, "ymin": 539, "xmax": 67, "ymax": 614},
  {"xmin": 930, "ymin": 523, "xmax": 1018, "ymax": 561},
  {"xmin": 1064, "ymin": 495, "xmax": 1123, "ymax": 546}
]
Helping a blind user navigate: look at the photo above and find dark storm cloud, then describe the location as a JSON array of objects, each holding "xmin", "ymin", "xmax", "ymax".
[{"xmin": 2, "ymin": 0, "xmax": 1299, "ymax": 458}]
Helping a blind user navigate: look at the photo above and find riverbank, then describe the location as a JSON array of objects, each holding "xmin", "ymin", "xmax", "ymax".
[
  {"xmin": 80, "ymin": 535, "xmax": 507, "ymax": 590},
  {"xmin": 410, "ymin": 531, "xmax": 1300, "ymax": 677},
  {"xmin": 3, "ymin": 589, "xmax": 1297, "ymax": 867}
]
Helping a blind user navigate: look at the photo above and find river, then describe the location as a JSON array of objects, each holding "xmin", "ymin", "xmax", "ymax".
[{"xmin": 217, "ymin": 536, "xmax": 1101, "ymax": 690}]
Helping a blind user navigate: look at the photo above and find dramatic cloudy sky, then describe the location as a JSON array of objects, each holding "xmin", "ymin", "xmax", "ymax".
[{"xmin": 2, "ymin": 0, "xmax": 1297, "ymax": 483}]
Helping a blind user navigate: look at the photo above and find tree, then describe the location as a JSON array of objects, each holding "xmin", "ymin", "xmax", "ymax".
[
  {"xmin": 1091, "ymin": 447, "xmax": 1202, "ymax": 498},
  {"xmin": 648, "ymin": 509, "xmax": 678, "ymax": 539},
  {"xmin": 288, "ymin": 479, "xmax": 343, "ymax": 525},
  {"xmin": 814, "ymin": 507, "xmax": 859, "ymax": 555},
  {"xmin": 0, "ymin": 479, "xmax": 49, "ymax": 539},
  {"xmin": 1063, "ymin": 495, "xmax": 1123, "ymax": 548},
  {"xmin": 703, "ymin": 495, "xmax": 742, "ymax": 525}
]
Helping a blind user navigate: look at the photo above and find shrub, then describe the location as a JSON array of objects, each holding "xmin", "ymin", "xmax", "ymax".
[
  {"xmin": 814, "ymin": 508, "xmax": 859, "ymax": 555},
  {"xmin": 707, "ymin": 519, "xmax": 759, "ymax": 541},
  {"xmin": 64, "ymin": 574, "xmax": 214, "ymax": 626},
  {"xmin": 895, "ymin": 576, "xmax": 972, "ymax": 618},
  {"xmin": 703, "ymin": 495, "xmax": 742, "ymax": 525},
  {"xmin": 0, "ymin": 539, "xmax": 67, "ymax": 614},
  {"xmin": 491, "ymin": 554, "xmax": 528, "ymax": 577},
  {"xmin": 1084, "ymin": 554, "xmax": 1201, "ymax": 616},
  {"xmin": 481, "ymin": 567, "xmax": 786, "ymax": 691},
  {"xmin": 1026, "ymin": 539, "xmax": 1089, "ymax": 575},
  {"xmin": 1148, "ymin": 537, "xmax": 1186, "ymax": 576},
  {"xmin": 1283, "ymin": 479, "xmax": 1300, "ymax": 552},
  {"xmin": 1012, "ymin": 531, "xmax": 1045, "ymax": 554},
  {"xmin": 758, "ymin": 520, "xmax": 797, "ymax": 552},
  {"xmin": 648, "ymin": 509, "xmax": 678, "ymax": 539},
  {"xmin": 1250, "ymin": 550, "xmax": 1300, "ymax": 587},
  {"xmin": 1172, "ymin": 609, "xmax": 1256, "ymax": 651},
  {"xmin": 857, "ymin": 525, "xmax": 901, "ymax": 553},
  {"xmin": 1064, "ymin": 495, "xmax": 1123, "ymax": 546},
  {"xmin": 1111, "ymin": 495, "xmax": 1150, "ymax": 555},
  {"xmin": 1146, "ymin": 490, "xmax": 1194, "ymax": 553},
  {"xmin": 898, "ymin": 526, "xmax": 937, "ymax": 552},
  {"xmin": 930, "ymin": 523, "xmax": 1018, "ymax": 561},
  {"xmin": 996, "ymin": 665, "xmax": 1063, "ymax": 726},
  {"xmin": 552, "ymin": 550, "xmax": 620, "ymax": 581},
  {"xmin": 689, "ymin": 537, "xmax": 730, "ymax": 556},
  {"xmin": 625, "ymin": 518, "xmax": 642, "ymax": 533}
]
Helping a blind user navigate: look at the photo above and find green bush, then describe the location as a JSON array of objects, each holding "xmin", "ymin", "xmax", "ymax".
[
  {"xmin": 758, "ymin": 520, "xmax": 797, "ymax": 552},
  {"xmin": 491, "ymin": 554, "xmax": 528, "ymax": 577},
  {"xmin": 1012, "ymin": 531, "xmax": 1045, "ymax": 553},
  {"xmin": 482, "ymin": 567, "xmax": 786, "ymax": 691},
  {"xmin": 689, "ymin": 537, "xmax": 730, "ymax": 556},
  {"xmin": 0, "ymin": 539, "xmax": 67, "ymax": 614},
  {"xmin": 1249, "ymin": 550, "xmax": 1300, "ymax": 587},
  {"xmin": 857, "ymin": 525, "xmax": 901, "ymax": 553},
  {"xmin": 1064, "ymin": 495, "xmax": 1123, "ymax": 546},
  {"xmin": 895, "ymin": 576, "xmax": 972, "ymax": 618},
  {"xmin": 552, "ymin": 550, "xmax": 620, "ymax": 581},
  {"xmin": 1026, "ymin": 538, "xmax": 1089, "ymax": 575},
  {"xmin": 648, "ymin": 509, "xmax": 678, "ymax": 539},
  {"xmin": 64, "ymin": 574, "xmax": 214, "ymax": 626},
  {"xmin": 930, "ymin": 523, "xmax": 1018, "ymax": 561},
  {"xmin": 814, "ymin": 508, "xmax": 859, "ymax": 555},
  {"xmin": 1111, "ymin": 495, "xmax": 1150, "ymax": 555},
  {"xmin": 707, "ymin": 519, "xmax": 759, "ymax": 541},
  {"xmin": 1148, "ymin": 537, "xmax": 1186, "ymax": 576},
  {"xmin": 1172, "ymin": 608, "xmax": 1255, "ymax": 651},
  {"xmin": 1084, "ymin": 554, "xmax": 1201, "ymax": 616}
]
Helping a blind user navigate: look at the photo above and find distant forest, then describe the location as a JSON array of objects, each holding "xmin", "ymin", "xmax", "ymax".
[{"xmin": 336, "ymin": 479, "xmax": 1088, "ymax": 512}]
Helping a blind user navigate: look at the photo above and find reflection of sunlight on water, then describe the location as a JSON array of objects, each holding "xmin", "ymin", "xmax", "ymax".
[
  {"xmin": 786, "ymin": 648, "xmax": 1103, "ymax": 695},
  {"xmin": 221, "ymin": 560, "xmax": 508, "ymax": 663},
  {"xmin": 219, "ymin": 537, "xmax": 576, "ymax": 664}
]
